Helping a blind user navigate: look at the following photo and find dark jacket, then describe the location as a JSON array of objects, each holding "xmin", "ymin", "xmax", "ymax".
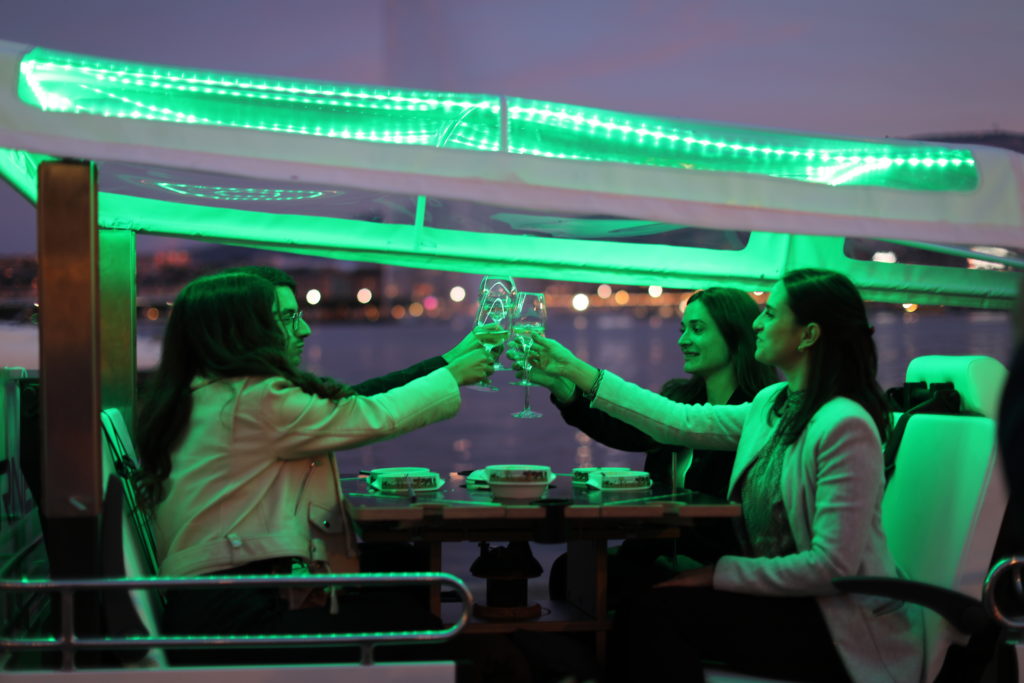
[
  {"xmin": 351, "ymin": 357, "xmax": 447, "ymax": 396},
  {"xmin": 552, "ymin": 380, "xmax": 752, "ymax": 500}
]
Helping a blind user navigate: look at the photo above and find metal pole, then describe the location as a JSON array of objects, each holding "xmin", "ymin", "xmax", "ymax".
[{"xmin": 99, "ymin": 229, "xmax": 137, "ymax": 433}]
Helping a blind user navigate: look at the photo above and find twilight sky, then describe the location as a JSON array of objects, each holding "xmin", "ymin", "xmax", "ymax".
[{"xmin": 1, "ymin": 0, "xmax": 1022, "ymax": 255}]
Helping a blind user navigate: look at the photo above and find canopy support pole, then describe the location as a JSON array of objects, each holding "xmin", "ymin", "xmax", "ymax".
[{"xmin": 37, "ymin": 159, "xmax": 103, "ymax": 666}]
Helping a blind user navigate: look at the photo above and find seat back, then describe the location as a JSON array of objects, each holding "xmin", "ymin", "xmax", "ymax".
[
  {"xmin": 99, "ymin": 407, "xmax": 167, "ymax": 667},
  {"xmin": 882, "ymin": 355, "xmax": 1008, "ymax": 681}
]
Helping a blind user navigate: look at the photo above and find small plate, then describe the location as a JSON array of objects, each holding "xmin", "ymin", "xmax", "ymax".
[
  {"xmin": 367, "ymin": 466, "xmax": 430, "ymax": 477},
  {"xmin": 368, "ymin": 471, "xmax": 444, "ymax": 492},
  {"xmin": 572, "ymin": 466, "xmax": 630, "ymax": 486},
  {"xmin": 587, "ymin": 470, "xmax": 652, "ymax": 491}
]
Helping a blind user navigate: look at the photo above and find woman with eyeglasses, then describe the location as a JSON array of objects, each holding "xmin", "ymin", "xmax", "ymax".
[
  {"xmin": 226, "ymin": 264, "xmax": 484, "ymax": 394},
  {"xmin": 529, "ymin": 269, "xmax": 922, "ymax": 683},
  {"xmin": 136, "ymin": 271, "xmax": 505, "ymax": 669}
]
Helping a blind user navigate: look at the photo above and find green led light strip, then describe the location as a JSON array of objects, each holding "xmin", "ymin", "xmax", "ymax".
[
  {"xmin": 503, "ymin": 98, "xmax": 976, "ymax": 190},
  {"xmin": 17, "ymin": 47, "xmax": 977, "ymax": 191},
  {"xmin": 154, "ymin": 182, "xmax": 329, "ymax": 202}
]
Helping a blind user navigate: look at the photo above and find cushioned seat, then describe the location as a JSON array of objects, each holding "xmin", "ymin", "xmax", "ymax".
[{"xmin": 708, "ymin": 355, "xmax": 1009, "ymax": 683}]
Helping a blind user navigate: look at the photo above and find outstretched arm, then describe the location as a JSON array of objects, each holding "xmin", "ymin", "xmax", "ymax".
[{"xmin": 352, "ymin": 331, "xmax": 484, "ymax": 395}]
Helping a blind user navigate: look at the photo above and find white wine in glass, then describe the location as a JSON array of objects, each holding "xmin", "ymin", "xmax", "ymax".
[
  {"xmin": 510, "ymin": 292, "xmax": 546, "ymax": 418},
  {"xmin": 477, "ymin": 275, "xmax": 517, "ymax": 371},
  {"xmin": 470, "ymin": 294, "xmax": 511, "ymax": 391}
]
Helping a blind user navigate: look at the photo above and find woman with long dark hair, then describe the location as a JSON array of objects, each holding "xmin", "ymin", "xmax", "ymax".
[
  {"xmin": 531, "ymin": 269, "xmax": 921, "ymax": 683},
  {"xmin": 530, "ymin": 287, "xmax": 775, "ymax": 601},
  {"xmin": 535, "ymin": 287, "xmax": 775, "ymax": 499},
  {"xmin": 137, "ymin": 271, "xmax": 494, "ymax": 664}
]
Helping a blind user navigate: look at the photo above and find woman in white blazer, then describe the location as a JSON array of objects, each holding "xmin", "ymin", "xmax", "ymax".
[{"xmin": 531, "ymin": 269, "xmax": 923, "ymax": 683}]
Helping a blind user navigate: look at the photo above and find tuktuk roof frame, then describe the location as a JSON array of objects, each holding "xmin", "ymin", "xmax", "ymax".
[{"xmin": 1, "ymin": 38, "xmax": 1022, "ymax": 309}]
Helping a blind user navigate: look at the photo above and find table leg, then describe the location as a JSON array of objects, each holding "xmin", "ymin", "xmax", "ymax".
[
  {"xmin": 565, "ymin": 539, "xmax": 607, "ymax": 617},
  {"xmin": 566, "ymin": 539, "xmax": 608, "ymax": 666},
  {"xmin": 416, "ymin": 540, "xmax": 443, "ymax": 617}
]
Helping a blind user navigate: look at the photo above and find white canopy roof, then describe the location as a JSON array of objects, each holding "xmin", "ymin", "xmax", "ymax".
[{"xmin": 0, "ymin": 39, "xmax": 1021, "ymax": 306}]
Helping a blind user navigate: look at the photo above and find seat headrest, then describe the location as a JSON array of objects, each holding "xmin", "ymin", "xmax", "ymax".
[{"xmin": 905, "ymin": 355, "xmax": 1007, "ymax": 418}]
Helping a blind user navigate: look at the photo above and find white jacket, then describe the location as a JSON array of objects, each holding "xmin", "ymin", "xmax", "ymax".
[
  {"xmin": 593, "ymin": 374, "xmax": 924, "ymax": 683},
  {"xmin": 155, "ymin": 368, "xmax": 460, "ymax": 577}
]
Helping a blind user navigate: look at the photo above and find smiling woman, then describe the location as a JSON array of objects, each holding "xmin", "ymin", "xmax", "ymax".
[
  {"xmin": 528, "ymin": 287, "xmax": 776, "ymax": 605},
  {"xmin": 530, "ymin": 269, "xmax": 918, "ymax": 683}
]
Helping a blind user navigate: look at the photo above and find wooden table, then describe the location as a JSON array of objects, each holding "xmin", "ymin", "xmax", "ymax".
[{"xmin": 342, "ymin": 474, "xmax": 740, "ymax": 653}]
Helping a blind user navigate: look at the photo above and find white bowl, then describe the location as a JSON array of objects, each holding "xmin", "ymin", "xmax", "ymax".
[
  {"xmin": 484, "ymin": 464, "xmax": 553, "ymax": 483},
  {"xmin": 489, "ymin": 480, "xmax": 551, "ymax": 501}
]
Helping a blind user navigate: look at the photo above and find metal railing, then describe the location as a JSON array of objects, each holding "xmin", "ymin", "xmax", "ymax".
[
  {"xmin": 0, "ymin": 571, "xmax": 473, "ymax": 670},
  {"xmin": 984, "ymin": 555, "xmax": 1024, "ymax": 630}
]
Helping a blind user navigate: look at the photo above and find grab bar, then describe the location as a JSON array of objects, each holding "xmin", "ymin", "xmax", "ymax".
[{"xmin": 0, "ymin": 571, "xmax": 473, "ymax": 670}]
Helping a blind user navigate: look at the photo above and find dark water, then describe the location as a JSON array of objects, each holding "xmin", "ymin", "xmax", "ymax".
[{"xmin": 296, "ymin": 308, "xmax": 1014, "ymax": 478}]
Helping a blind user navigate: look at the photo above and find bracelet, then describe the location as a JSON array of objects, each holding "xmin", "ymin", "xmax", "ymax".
[{"xmin": 582, "ymin": 368, "xmax": 606, "ymax": 403}]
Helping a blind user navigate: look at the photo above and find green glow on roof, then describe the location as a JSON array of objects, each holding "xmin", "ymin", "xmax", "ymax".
[
  {"xmin": 0, "ymin": 147, "xmax": 46, "ymax": 204},
  {"xmin": 154, "ymin": 182, "xmax": 330, "ymax": 202},
  {"xmin": 17, "ymin": 46, "xmax": 977, "ymax": 191}
]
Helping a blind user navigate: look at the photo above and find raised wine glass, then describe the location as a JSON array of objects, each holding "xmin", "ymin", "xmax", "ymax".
[
  {"xmin": 478, "ymin": 276, "xmax": 518, "ymax": 302},
  {"xmin": 478, "ymin": 276, "xmax": 517, "ymax": 371},
  {"xmin": 509, "ymin": 292, "xmax": 546, "ymax": 418},
  {"xmin": 470, "ymin": 292, "xmax": 512, "ymax": 391}
]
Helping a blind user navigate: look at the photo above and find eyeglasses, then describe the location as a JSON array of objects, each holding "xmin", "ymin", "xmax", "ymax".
[{"xmin": 277, "ymin": 310, "xmax": 304, "ymax": 329}]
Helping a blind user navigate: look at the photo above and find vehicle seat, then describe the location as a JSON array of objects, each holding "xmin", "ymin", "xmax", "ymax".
[
  {"xmin": 883, "ymin": 355, "xmax": 1007, "ymax": 681},
  {"xmin": 707, "ymin": 355, "xmax": 1009, "ymax": 683}
]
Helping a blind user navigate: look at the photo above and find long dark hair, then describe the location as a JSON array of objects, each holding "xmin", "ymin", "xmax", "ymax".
[
  {"xmin": 663, "ymin": 287, "xmax": 776, "ymax": 403},
  {"xmin": 771, "ymin": 268, "xmax": 891, "ymax": 445},
  {"xmin": 136, "ymin": 272, "xmax": 353, "ymax": 509}
]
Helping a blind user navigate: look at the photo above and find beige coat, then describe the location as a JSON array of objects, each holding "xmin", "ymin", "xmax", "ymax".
[
  {"xmin": 155, "ymin": 369, "xmax": 460, "ymax": 577},
  {"xmin": 593, "ymin": 374, "xmax": 924, "ymax": 683}
]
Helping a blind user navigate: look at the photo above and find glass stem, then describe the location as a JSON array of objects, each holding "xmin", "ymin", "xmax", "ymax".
[{"xmin": 523, "ymin": 367, "xmax": 531, "ymax": 411}]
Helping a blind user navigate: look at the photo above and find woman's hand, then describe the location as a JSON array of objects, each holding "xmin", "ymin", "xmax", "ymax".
[
  {"xmin": 506, "ymin": 344, "xmax": 575, "ymax": 400},
  {"xmin": 654, "ymin": 564, "xmax": 716, "ymax": 589},
  {"xmin": 445, "ymin": 348, "xmax": 495, "ymax": 386},
  {"xmin": 531, "ymin": 337, "xmax": 600, "ymax": 395},
  {"xmin": 442, "ymin": 330, "xmax": 483, "ymax": 364},
  {"xmin": 530, "ymin": 336, "xmax": 579, "ymax": 377}
]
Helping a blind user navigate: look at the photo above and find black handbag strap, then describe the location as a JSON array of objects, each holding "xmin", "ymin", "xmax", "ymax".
[{"xmin": 883, "ymin": 382, "xmax": 962, "ymax": 483}]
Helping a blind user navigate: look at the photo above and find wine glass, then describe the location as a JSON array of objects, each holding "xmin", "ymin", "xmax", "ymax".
[
  {"xmin": 470, "ymin": 292, "xmax": 512, "ymax": 391},
  {"xmin": 509, "ymin": 292, "xmax": 546, "ymax": 418},
  {"xmin": 479, "ymin": 276, "xmax": 518, "ymax": 302},
  {"xmin": 477, "ymin": 276, "xmax": 517, "ymax": 371}
]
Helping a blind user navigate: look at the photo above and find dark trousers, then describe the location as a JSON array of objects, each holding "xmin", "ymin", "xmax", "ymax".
[{"xmin": 610, "ymin": 586, "xmax": 852, "ymax": 682}]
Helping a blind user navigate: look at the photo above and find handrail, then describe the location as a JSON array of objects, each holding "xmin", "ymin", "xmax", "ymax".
[
  {"xmin": 0, "ymin": 571, "xmax": 473, "ymax": 670},
  {"xmin": 983, "ymin": 555, "xmax": 1024, "ymax": 629},
  {"xmin": 0, "ymin": 531, "xmax": 43, "ymax": 577}
]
